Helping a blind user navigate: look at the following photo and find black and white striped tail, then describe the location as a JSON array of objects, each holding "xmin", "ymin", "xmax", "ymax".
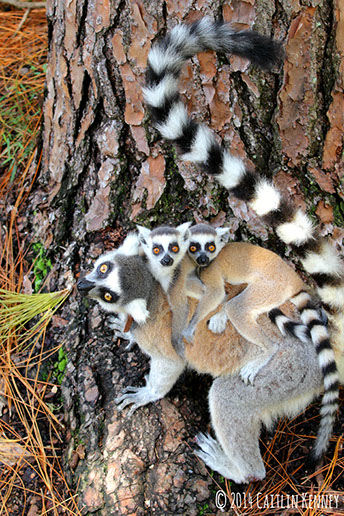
[
  {"xmin": 289, "ymin": 291, "xmax": 339, "ymax": 461},
  {"xmin": 269, "ymin": 297, "xmax": 339, "ymax": 460},
  {"xmin": 144, "ymin": 17, "xmax": 344, "ymax": 312},
  {"xmin": 145, "ymin": 18, "xmax": 343, "ymax": 461},
  {"xmin": 268, "ymin": 308, "xmax": 311, "ymax": 343}
]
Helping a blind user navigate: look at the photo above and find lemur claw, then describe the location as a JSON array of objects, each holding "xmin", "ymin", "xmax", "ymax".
[
  {"xmin": 240, "ymin": 354, "xmax": 273, "ymax": 385},
  {"xmin": 115, "ymin": 384, "xmax": 158, "ymax": 416}
]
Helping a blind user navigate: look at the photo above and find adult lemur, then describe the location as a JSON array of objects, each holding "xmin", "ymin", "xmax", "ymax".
[
  {"xmin": 144, "ymin": 18, "xmax": 343, "ymax": 462},
  {"xmin": 77, "ymin": 240, "xmax": 326, "ymax": 483}
]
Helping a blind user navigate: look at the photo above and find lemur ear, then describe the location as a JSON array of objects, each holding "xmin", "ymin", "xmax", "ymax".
[
  {"xmin": 216, "ymin": 227, "xmax": 230, "ymax": 243},
  {"xmin": 176, "ymin": 221, "xmax": 192, "ymax": 241},
  {"xmin": 136, "ymin": 225, "xmax": 151, "ymax": 246},
  {"xmin": 119, "ymin": 232, "xmax": 140, "ymax": 256}
]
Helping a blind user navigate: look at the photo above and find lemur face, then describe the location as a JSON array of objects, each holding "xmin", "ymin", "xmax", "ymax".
[
  {"xmin": 77, "ymin": 235, "xmax": 152, "ymax": 325},
  {"xmin": 188, "ymin": 224, "xmax": 230, "ymax": 267},
  {"xmin": 137, "ymin": 222, "xmax": 192, "ymax": 270},
  {"xmin": 77, "ymin": 253, "xmax": 123, "ymax": 313}
]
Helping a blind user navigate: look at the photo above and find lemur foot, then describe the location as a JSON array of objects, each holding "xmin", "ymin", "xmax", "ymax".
[
  {"xmin": 239, "ymin": 354, "xmax": 273, "ymax": 385},
  {"xmin": 195, "ymin": 433, "xmax": 246, "ymax": 483},
  {"xmin": 182, "ymin": 325, "xmax": 195, "ymax": 344},
  {"xmin": 207, "ymin": 311, "xmax": 228, "ymax": 334},
  {"xmin": 171, "ymin": 335, "xmax": 186, "ymax": 358}
]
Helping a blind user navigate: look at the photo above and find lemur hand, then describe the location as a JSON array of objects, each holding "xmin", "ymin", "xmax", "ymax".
[
  {"xmin": 108, "ymin": 316, "xmax": 137, "ymax": 350},
  {"xmin": 115, "ymin": 373, "xmax": 163, "ymax": 418}
]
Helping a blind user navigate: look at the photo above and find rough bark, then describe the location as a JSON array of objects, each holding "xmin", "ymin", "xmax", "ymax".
[{"xmin": 27, "ymin": 0, "xmax": 344, "ymax": 513}]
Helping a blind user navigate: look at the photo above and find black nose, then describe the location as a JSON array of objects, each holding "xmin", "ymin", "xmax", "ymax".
[
  {"xmin": 77, "ymin": 277, "xmax": 95, "ymax": 296},
  {"xmin": 197, "ymin": 254, "xmax": 209, "ymax": 266},
  {"xmin": 161, "ymin": 255, "xmax": 174, "ymax": 266}
]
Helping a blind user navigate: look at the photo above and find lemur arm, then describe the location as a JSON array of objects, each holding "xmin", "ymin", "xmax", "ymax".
[
  {"xmin": 185, "ymin": 274, "xmax": 205, "ymax": 299},
  {"xmin": 115, "ymin": 354, "xmax": 185, "ymax": 417},
  {"xmin": 168, "ymin": 290, "xmax": 190, "ymax": 357},
  {"xmin": 183, "ymin": 271, "xmax": 226, "ymax": 344},
  {"xmin": 167, "ymin": 257, "xmax": 199, "ymax": 357}
]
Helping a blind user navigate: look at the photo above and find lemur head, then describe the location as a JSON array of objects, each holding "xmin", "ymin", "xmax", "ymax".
[
  {"xmin": 188, "ymin": 224, "xmax": 230, "ymax": 267},
  {"xmin": 137, "ymin": 222, "xmax": 192, "ymax": 271},
  {"xmin": 77, "ymin": 233, "xmax": 153, "ymax": 325}
]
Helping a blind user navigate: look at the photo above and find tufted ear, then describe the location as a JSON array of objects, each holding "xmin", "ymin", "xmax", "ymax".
[
  {"xmin": 136, "ymin": 225, "xmax": 151, "ymax": 246},
  {"xmin": 119, "ymin": 232, "xmax": 140, "ymax": 256},
  {"xmin": 177, "ymin": 221, "xmax": 192, "ymax": 241},
  {"xmin": 216, "ymin": 227, "xmax": 231, "ymax": 243}
]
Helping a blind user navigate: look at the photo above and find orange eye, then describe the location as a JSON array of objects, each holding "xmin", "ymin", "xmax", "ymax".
[
  {"xmin": 189, "ymin": 245, "xmax": 197, "ymax": 253},
  {"xmin": 153, "ymin": 247, "xmax": 160, "ymax": 255},
  {"xmin": 99, "ymin": 264, "xmax": 108, "ymax": 274},
  {"xmin": 104, "ymin": 292, "xmax": 112, "ymax": 302},
  {"xmin": 208, "ymin": 245, "xmax": 216, "ymax": 252},
  {"xmin": 171, "ymin": 245, "xmax": 179, "ymax": 253}
]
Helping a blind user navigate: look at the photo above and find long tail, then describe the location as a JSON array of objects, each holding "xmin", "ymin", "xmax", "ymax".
[
  {"xmin": 144, "ymin": 18, "xmax": 343, "ymax": 308},
  {"xmin": 145, "ymin": 18, "xmax": 343, "ymax": 461},
  {"xmin": 269, "ymin": 295, "xmax": 339, "ymax": 462},
  {"xmin": 290, "ymin": 291, "xmax": 339, "ymax": 461}
]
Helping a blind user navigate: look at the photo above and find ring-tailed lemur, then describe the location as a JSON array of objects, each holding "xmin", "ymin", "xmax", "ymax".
[
  {"xmin": 183, "ymin": 223, "xmax": 319, "ymax": 384},
  {"xmin": 77, "ymin": 245, "xmax": 325, "ymax": 483},
  {"xmin": 188, "ymin": 225, "xmax": 312, "ymax": 344},
  {"xmin": 144, "ymin": 18, "xmax": 342, "ymax": 462},
  {"xmin": 137, "ymin": 223, "xmax": 203, "ymax": 357}
]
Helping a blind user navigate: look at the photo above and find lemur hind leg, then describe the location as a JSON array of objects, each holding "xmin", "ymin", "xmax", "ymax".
[
  {"xmin": 223, "ymin": 287, "xmax": 280, "ymax": 383},
  {"xmin": 202, "ymin": 342, "xmax": 322, "ymax": 484},
  {"xmin": 224, "ymin": 287, "xmax": 277, "ymax": 352},
  {"xmin": 183, "ymin": 284, "xmax": 226, "ymax": 344},
  {"xmin": 201, "ymin": 375, "xmax": 266, "ymax": 483},
  {"xmin": 169, "ymin": 294, "xmax": 190, "ymax": 358}
]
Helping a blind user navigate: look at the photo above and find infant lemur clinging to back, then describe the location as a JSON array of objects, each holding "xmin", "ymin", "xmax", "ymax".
[
  {"xmin": 77, "ymin": 233, "xmax": 333, "ymax": 480},
  {"xmin": 137, "ymin": 222, "xmax": 202, "ymax": 356},
  {"xmin": 138, "ymin": 221, "xmax": 328, "ymax": 385}
]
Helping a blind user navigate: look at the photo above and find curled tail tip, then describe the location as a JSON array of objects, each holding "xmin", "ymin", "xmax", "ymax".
[
  {"xmin": 268, "ymin": 308, "xmax": 311, "ymax": 342},
  {"xmin": 266, "ymin": 38, "xmax": 284, "ymax": 69},
  {"xmin": 307, "ymin": 434, "xmax": 331, "ymax": 467},
  {"xmin": 309, "ymin": 440, "xmax": 329, "ymax": 466},
  {"xmin": 305, "ymin": 449, "xmax": 323, "ymax": 469},
  {"xmin": 147, "ymin": 19, "xmax": 284, "ymax": 75}
]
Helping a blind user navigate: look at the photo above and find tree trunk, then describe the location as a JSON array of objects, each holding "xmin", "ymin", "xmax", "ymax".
[{"xmin": 28, "ymin": 0, "xmax": 343, "ymax": 513}]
